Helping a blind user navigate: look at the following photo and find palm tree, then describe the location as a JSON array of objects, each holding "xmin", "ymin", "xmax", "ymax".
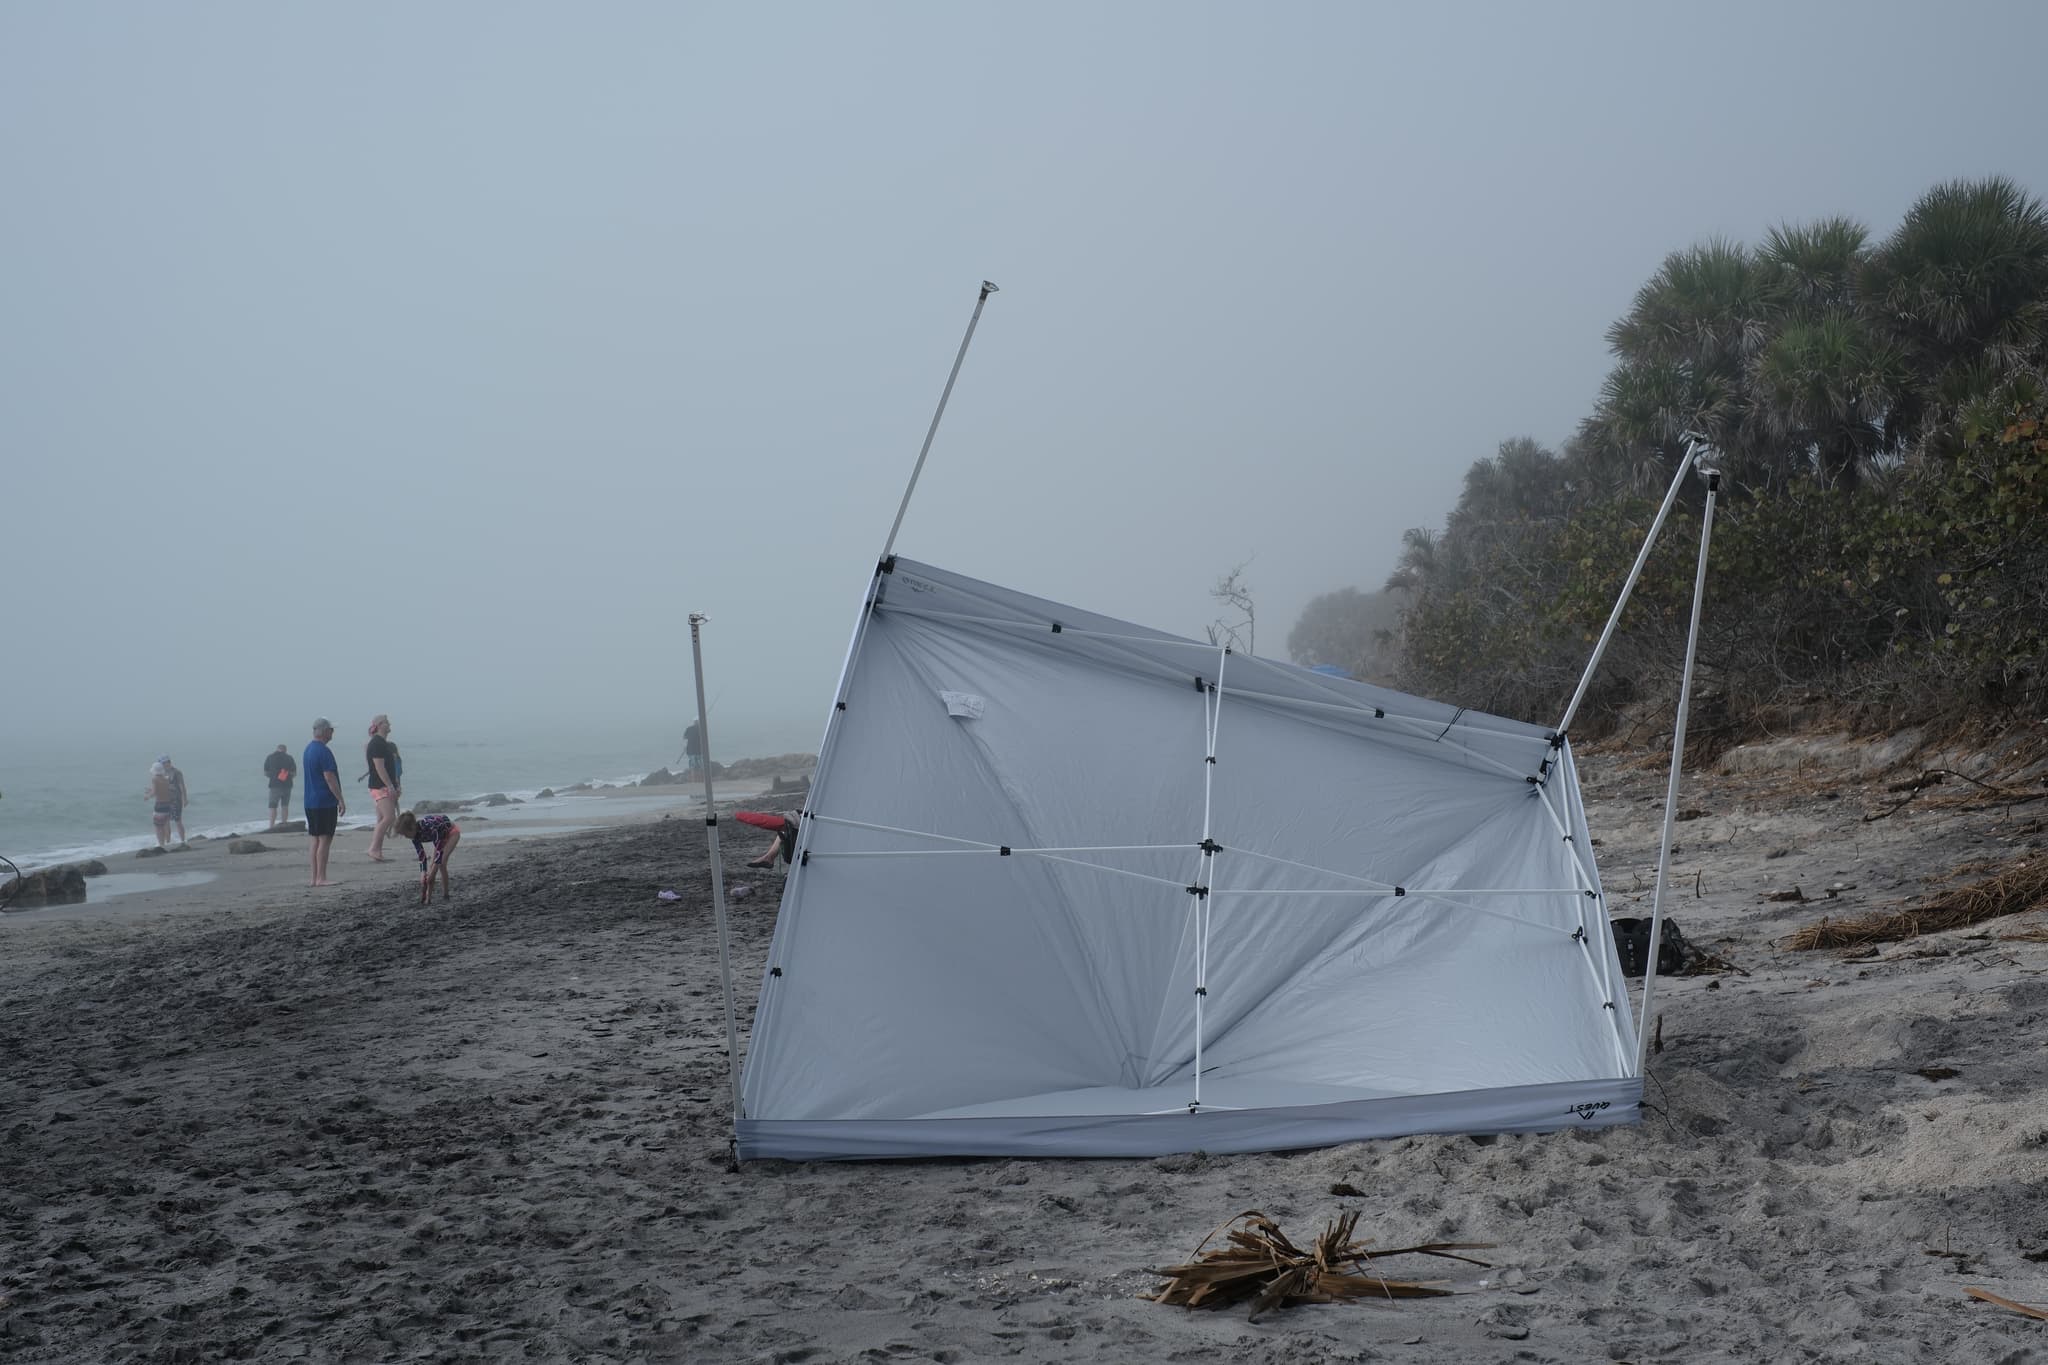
[
  {"xmin": 1384, "ymin": 527, "xmax": 1443, "ymax": 594},
  {"xmin": 1861, "ymin": 176, "xmax": 2048, "ymax": 452},
  {"xmin": 1596, "ymin": 239, "xmax": 1779, "ymax": 485},
  {"xmin": 1751, "ymin": 312, "xmax": 1904, "ymax": 489}
]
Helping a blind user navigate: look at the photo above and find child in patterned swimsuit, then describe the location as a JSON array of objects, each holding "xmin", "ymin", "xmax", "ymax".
[{"xmin": 394, "ymin": 811, "xmax": 462, "ymax": 904}]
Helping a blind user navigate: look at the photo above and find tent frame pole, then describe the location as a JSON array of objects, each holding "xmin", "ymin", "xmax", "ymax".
[
  {"xmin": 1635, "ymin": 465, "xmax": 1721, "ymax": 1074},
  {"xmin": 688, "ymin": 612, "xmax": 745, "ymax": 1139},
  {"xmin": 1553, "ymin": 439, "xmax": 1705, "ymax": 740},
  {"xmin": 1188, "ymin": 645, "xmax": 1229, "ymax": 1111},
  {"xmin": 880, "ymin": 280, "xmax": 1000, "ymax": 563}
]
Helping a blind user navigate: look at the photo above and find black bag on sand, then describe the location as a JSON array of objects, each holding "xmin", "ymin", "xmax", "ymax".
[{"xmin": 1610, "ymin": 917, "xmax": 1690, "ymax": 977}]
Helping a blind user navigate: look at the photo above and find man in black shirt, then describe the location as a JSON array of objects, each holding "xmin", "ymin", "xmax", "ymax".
[{"xmin": 265, "ymin": 744, "xmax": 297, "ymax": 828}]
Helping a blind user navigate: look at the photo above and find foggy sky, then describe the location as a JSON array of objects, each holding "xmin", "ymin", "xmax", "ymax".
[{"xmin": 4, "ymin": 2, "xmax": 2044, "ymax": 759}]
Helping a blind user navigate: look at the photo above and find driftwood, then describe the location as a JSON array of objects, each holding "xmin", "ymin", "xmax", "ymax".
[
  {"xmin": 1149, "ymin": 1211, "xmax": 1494, "ymax": 1320},
  {"xmin": 1965, "ymin": 1286, "xmax": 2048, "ymax": 1323},
  {"xmin": 1867, "ymin": 767, "xmax": 2043, "ymax": 823},
  {"xmin": 1784, "ymin": 857, "xmax": 2048, "ymax": 951}
]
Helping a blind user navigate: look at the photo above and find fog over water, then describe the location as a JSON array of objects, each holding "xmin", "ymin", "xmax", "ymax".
[{"xmin": 3, "ymin": 3, "xmax": 2045, "ymax": 771}]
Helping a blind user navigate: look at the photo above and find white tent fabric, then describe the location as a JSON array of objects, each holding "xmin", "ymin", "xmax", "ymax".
[{"xmin": 736, "ymin": 558, "xmax": 1641, "ymax": 1160}]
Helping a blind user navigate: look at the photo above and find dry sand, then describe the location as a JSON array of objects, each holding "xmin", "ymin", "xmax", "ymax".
[{"xmin": 4, "ymin": 734, "xmax": 2048, "ymax": 1362}]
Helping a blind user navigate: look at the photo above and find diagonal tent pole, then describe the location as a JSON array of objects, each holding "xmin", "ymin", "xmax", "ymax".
[
  {"xmin": 880, "ymin": 280, "xmax": 1001, "ymax": 564},
  {"xmin": 1553, "ymin": 438, "xmax": 1707, "ymax": 744},
  {"xmin": 1635, "ymin": 463, "xmax": 1722, "ymax": 1074},
  {"xmin": 688, "ymin": 612, "xmax": 744, "ymax": 1143}
]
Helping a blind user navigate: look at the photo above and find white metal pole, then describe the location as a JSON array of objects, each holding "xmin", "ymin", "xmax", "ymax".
[
  {"xmin": 879, "ymin": 281, "xmax": 1000, "ymax": 563},
  {"xmin": 1554, "ymin": 440, "xmax": 1705, "ymax": 740},
  {"xmin": 1634, "ymin": 467, "xmax": 1720, "ymax": 1075},
  {"xmin": 688, "ymin": 613, "xmax": 744, "ymax": 1129}
]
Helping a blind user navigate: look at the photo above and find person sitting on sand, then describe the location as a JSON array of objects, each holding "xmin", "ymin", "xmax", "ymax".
[
  {"xmin": 734, "ymin": 809, "xmax": 799, "ymax": 868},
  {"xmin": 395, "ymin": 810, "xmax": 461, "ymax": 904}
]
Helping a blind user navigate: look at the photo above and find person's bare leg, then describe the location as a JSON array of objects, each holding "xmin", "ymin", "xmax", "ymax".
[
  {"xmin": 309, "ymin": 830, "xmax": 320, "ymax": 885},
  {"xmin": 438, "ymin": 829, "xmax": 459, "ymax": 899},
  {"xmin": 313, "ymin": 834, "xmax": 338, "ymax": 885}
]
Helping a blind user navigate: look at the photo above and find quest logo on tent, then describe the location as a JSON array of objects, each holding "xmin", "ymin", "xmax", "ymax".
[{"xmin": 1569, "ymin": 1101, "xmax": 1612, "ymax": 1121}]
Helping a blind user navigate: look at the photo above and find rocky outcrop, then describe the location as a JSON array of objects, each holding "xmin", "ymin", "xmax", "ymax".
[
  {"xmin": 411, "ymin": 800, "xmax": 468, "ymax": 814},
  {"xmin": 136, "ymin": 846, "xmax": 166, "ymax": 859},
  {"xmin": 228, "ymin": 839, "xmax": 267, "ymax": 855},
  {"xmin": 479, "ymin": 793, "xmax": 518, "ymax": 807},
  {"xmin": 639, "ymin": 768, "xmax": 684, "ymax": 787},
  {"xmin": 4, "ymin": 866, "xmax": 88, "ymax": 908},
  {"xmin": 536, "ymin": 788, "xmax": 554, "ymax": 800},
  {"xmin": 269, "ymin": 820, "xmax": 306, "ymax": 834}
]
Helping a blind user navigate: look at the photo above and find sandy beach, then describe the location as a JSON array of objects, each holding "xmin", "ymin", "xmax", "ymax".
[{"xmin": 5, "ymin": 733, "xmax": 2048, "ymax": 1362}]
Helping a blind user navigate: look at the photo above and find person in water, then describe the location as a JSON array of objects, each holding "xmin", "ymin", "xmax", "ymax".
[{"xmin": 395, "ymin": 810, "xmax": 461, "ymax": 904}]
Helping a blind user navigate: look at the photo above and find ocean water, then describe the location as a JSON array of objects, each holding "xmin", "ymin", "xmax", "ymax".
[{"xmin": 0, "ymin": 715, "xmax": 816, "ymax": 874}]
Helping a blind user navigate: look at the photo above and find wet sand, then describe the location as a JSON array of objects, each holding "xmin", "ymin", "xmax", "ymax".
[{"xmin": 4, "ymin": 737, "xmax": 2048, "ymax": 1362}]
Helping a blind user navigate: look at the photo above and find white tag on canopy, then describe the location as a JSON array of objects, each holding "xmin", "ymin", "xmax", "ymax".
[{"xmin": 940, "ymin": 690, "xmax": 986, "ymax": 720}]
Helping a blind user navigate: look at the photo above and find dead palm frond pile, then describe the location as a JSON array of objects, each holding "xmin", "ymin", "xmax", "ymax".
[
  {"xmin": 1148, "ymin": 1211, "xmax": 1494, "ymax": 1320},
  {"xmin": 1785, "ymin": 856, "xmax": 2048, "ymax": 951}
]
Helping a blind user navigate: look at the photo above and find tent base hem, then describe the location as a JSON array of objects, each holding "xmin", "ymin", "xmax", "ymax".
[{"xmin": 736, "ymin": 1076, "xmax": 1642, "ymax": 1161}]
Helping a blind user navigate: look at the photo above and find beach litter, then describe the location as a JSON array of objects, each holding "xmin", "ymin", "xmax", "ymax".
[
  {"xmin": 1783, "ymin": 856, "xmax": 2048, "ymax": 950},
  {"xmin": 656, "ymin": 890, "xmax": 680, "ymax": 902},
  {"xmin": 1148, "ymin": 1210, "xmax": 1494, "ymax": 1320}
]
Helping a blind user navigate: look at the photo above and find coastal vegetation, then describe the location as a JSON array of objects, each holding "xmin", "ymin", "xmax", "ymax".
[{"xmin": 1292, "ymin": 176, "xmax": 2048, "ymax": 737}]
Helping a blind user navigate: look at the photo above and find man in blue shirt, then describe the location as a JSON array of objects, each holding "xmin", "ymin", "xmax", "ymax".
[{"xmin": 303, "ymin": 717, "xmax": 346, "ymax": 887}]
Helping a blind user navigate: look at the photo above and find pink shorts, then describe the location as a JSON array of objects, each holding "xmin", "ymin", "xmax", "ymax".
[{"xmin": 373, "ymin": 787, "xmax": 399, "ymax": 806}]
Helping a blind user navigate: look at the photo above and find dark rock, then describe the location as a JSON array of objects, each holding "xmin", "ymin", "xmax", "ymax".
[
  {"xmin": 4, "ymin": 866, "xmax": 89, "ymax": 908},
  {"xmin": 479, "ymin": 793, "xmax": 515, "ymax": 807},
  {"xmin": 136, "ymin": 846, "xmax": 167, "ymax": 859},
  {"xmin": 73, "ymin": 860, "xmax": 108, "ymax": 878},
  {"xmin": 639, "ymin": 768, "xmax": 682, "ymax": 787},
  {"xmin": 536, "ymin": 788, "xmax": 554, "ymax": 799},
  {"xmin": 771, "ymin": 775, "xmax": 812, "ymax": 794},
  {"xmin": 411, "ymin": 800, "xmax": 468, "ymax": 814},
  {"xmin": 269, "ymin": 820, "xmax": 307, "ymax": 834},
  {"xmin": 227, "ymin": 839, "xmax": 267, "ymax": 855}
]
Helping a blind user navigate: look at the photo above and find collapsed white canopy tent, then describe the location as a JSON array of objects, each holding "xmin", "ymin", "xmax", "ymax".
[
  {"xmin": 687, "ymin": 284, "xmax": 1718, "ymax": 1162},
  {"xmin": 733, "ymin": 557, "xmax": 1644, "ymax": 1160}
]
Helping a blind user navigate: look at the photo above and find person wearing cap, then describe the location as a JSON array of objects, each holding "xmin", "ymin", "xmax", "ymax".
[
  {"xmin": 364, "ymin": 715, "xmax": 401, "ymax": 861},
  {"xmin": 263, "ymin": 744, "xmax": 297, "ymax": 829},
  {"xmin": 303, "ymin": 718, "xmax": 346, "ymax": 886}
]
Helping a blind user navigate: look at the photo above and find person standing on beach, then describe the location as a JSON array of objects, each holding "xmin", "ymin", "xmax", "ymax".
[
  {"xmin": 146, "ymin": 756, "xmax": 176, "ymax": 849},
  {"xmin": 303, "ymin": 717, "xmax": 345, "ymax": 886},
  {"xmin": 683, "ymin": 721, "xmax": 704, "ymax": 778},
  {"xmin": 162, "ymin": 757, "xmax": 191, "ymax": 845},
  {"xmin": 365, "ymin": 715, "xmax": 401, "ymax": 861},
  {"xmin": 264, "ymin": 744, "xmax": 297, "ymax": 829}
]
